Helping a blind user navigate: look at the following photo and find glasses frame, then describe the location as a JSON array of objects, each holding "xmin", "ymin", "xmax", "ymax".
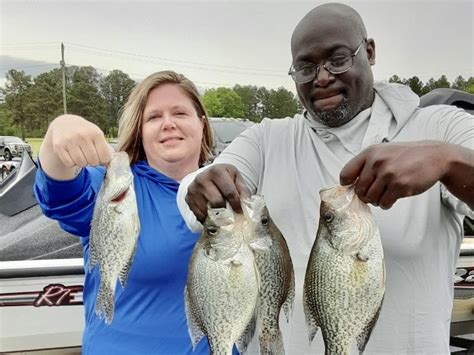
[{"xmin": 288, "ymin": 39, "xmax": 366, "ymax": 84}]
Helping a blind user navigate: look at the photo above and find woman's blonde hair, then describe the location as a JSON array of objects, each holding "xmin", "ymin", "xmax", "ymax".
[{"xmin": 117, "ymin": 70, "xmax": 213, "ymax": 166}]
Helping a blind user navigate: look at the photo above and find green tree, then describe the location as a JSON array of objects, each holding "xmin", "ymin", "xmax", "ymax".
[
  {"xmin": 202, "ymin": 87, "xmax": 245, "ymax": 117},
  {"xmin": 464, "ymin": 77, "xmax": 474, "ymax": 94},
  {"xmin": 233, "ymin": 84, "xmax": 259, "ymax": 122},
  {"xmin": 68, "ymin": 66, "xmax": 108, "ymax": 131},
  {"xmin": 388, "ymin": 75, "xmax": 403, "ymax": 84},
  {"xmin": 433, "ymin": 75, "xmax": 450, "ymax": 89},
  {"xmin": 451, "ymin": 75, "xmax": 467, "ymax": 91},
  {"xmin": 265, "ymin": 87, "xmax": 299, "ymax": 118},
  {"xmin": 404, "ymin": 76, "xmax": 424, "ymax": 96},
  {"xmin": 255, "ymin": 87, "xmax": 270, "ymax": 121},
  {"xmin": 27, "ymin": 69, "xmax": 64, "ymax": 136},
  {"xmin": 101, "ymin": 70, "xmax": 135, "ymax": 136},
  {"xmin": 421, "ymin": 77, "xmax": 436, "ymax": 95},
  {"xmin": 0, "ymin": 103, "xmax": 16, "ymax": 135},
  {"xmin": 0, "ymin": 70, "xmax": 34, "ymax": 139}
]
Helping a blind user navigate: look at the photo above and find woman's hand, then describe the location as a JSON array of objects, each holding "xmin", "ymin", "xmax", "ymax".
[{"xmin": 39, "ymin": 114, "xmax": 114, "ymax": 180}]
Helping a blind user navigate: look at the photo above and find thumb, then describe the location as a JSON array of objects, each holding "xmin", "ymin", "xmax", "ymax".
[{"xmin": 340, "ymin": 154, "xmax": 366, "ymax": 186}]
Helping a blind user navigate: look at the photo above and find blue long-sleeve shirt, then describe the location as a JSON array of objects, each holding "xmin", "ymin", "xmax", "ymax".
[{"xmin": 34, "ymin": 160, "xmax": 211, "ymax": 354}]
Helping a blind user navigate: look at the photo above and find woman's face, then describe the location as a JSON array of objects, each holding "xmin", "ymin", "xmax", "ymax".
[{"xmin": 141, "ymin": 84, "xmax": 204, "ymax": 176}]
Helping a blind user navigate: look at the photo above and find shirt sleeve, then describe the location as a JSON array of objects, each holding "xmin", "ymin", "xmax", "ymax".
[
  {"xmin": 213, "ymin": 121, "xmax": 265, "ymax": 193},
  {"xmin": 176, "ymin": 121, "xmax": 265, "ymax": 232},
  {"xmin": 176, "ymin": 167, "xmax": 208, "ymax": 233},
  {"xmin": 436, "ymin": 106, "xmax": 474, "ymax": 218},
  {"xmin": 34, "ymin": 160, "xmax": 106, "ymax": 237}
]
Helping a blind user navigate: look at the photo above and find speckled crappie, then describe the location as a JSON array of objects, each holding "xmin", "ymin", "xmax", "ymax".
[
  {"xmin": 245, "ymin": 195, "xmax": 295, "ymax": 355},
  {"xmin": 185, "ymin": 200, "xmax": 272, "ymax": 355},
  {"xmin": 89, "ymin": 151, "xmax": 140, "ymax": 325},
  {"xmin": 303, "ymin": 185, "xmax": 385, "ymax": 355}
]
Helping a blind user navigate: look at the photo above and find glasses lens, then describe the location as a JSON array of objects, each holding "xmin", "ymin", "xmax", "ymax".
[
  {"xmin": 327, "ymin": 56, "xmax": 352, "ymax": 74},
  {"xmin": 292, "ymin": 65, "xmax": 316, "ymax": 83}
]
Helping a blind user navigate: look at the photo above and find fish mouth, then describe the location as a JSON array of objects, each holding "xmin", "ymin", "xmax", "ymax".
[
  {"xmin": 110, "ymin": 187, "xmax": 129, "ymax": 203},
  {"xmin": 207, "ymin": 205, "xmax": 235, "ymax": 226},
  {"xmin": 109, "ymin": 186, "xmax": 130, "ymax": 203},
  {"xmin": 319, "ymin": 185, "xmax": 355, "ymax": 210}
]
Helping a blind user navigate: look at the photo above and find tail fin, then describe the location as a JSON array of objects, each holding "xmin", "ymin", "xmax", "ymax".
[
  {"xmin": 95, "ymin": 280, "xmax": 116, "ymax": 325},
  {"xmin": 259, "ymin": 328, "xmax": 285, "ymax": 355}
]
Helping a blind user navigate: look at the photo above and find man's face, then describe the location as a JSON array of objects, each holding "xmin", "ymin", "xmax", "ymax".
[{"xmin": 291, "ymin": 20, "xmax": 375, "ymax": 127}]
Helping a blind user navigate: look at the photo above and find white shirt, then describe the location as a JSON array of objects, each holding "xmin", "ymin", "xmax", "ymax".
[{"xmin": 178, "ymin": 82, "xmax": 474, "ymax": 354}]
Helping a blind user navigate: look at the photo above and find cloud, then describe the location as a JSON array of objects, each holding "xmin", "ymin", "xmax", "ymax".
[{"xmin": 0, "ymin": 55, "xmax": 59, "ymax": 79}]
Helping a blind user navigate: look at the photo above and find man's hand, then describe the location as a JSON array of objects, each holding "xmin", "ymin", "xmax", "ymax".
[
  {"xmin": 340, "ymin": 141, "xmax": 448, "ymax": 209},
  {"xmin": 185, "ymin": 164, "xmax": 250, "ymax": 223}
]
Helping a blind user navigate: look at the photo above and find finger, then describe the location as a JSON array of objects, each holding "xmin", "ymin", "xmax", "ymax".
[
  {"xmin": 378, "ymin": 186, "xmax": 399, "ymax": 210},
  {"xmin": 340, "ymin": 153, "xmax": 367, "ymax": 186},
  {"xmin": 55, "ymin": 147, "xmax": 76, "ymax": 168},
  {"xmin": 203, "ymin": 182, "xmax": 228, "ymax": 208},
  {"xmin": 192, "ymin": 172, "xmax": 228, "ymax": 209},
  {"xmin": 214, "ymin": 167, "xmax": 243, "ymax": 213},
  {"xmin": 363, "ymin": 178, "xmax": 387, "ymax": 207},
  {"xmin": 93, "ymin": 136, "xmax": 114, "ymax": 166},
  {"xmin": 186, "ymin": 194, "xmax": 208, "ymax": 223},
  {"xmin": 353, "ymin": 169, "xmax": 376, "ymax": 203},
  {"xmin": 66, "ymin": 145, "xmax": 88, "ymax": 168},
  {"xmin": 79, "ymin": 141, "xmax": 101, "ymax": 167}
]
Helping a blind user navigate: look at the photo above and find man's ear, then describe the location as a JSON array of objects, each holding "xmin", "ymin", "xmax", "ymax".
[{"xmin": 366, "ymin": 38, "xmax": 376, "ymax": 66}]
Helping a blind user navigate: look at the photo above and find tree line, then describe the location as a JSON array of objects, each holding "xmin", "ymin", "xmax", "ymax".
[
  {"xmin": 389, "ymin": 74, "xmax": 474, "ymax": 96},
  {"xmin": 0, "ymin": 66, "xmax": 472, "ymax": 139}
]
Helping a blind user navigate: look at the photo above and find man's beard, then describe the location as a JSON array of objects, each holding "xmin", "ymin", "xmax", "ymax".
[{"xmin": 307, "ymin": 97, "xmax": 353, "ymax": 128}]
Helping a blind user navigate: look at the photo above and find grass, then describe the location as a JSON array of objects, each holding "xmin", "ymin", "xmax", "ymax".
[
  {"xmin": 24, "ymin": 137, "xmax": 116, "ymax": 159},
  {"xmin": 25, "ymin": 138, "xmax": 43, "ymax": 159}
]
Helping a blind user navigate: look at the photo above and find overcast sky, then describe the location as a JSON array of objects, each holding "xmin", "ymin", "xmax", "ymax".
[{"xmin": 1, "ymin": 0, "xmax": 473, "ymax": 92}]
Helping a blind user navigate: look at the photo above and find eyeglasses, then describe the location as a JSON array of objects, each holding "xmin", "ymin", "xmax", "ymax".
[{"xmin": 288, "ymin": 39, "xmax": 366, "ymax": 84}]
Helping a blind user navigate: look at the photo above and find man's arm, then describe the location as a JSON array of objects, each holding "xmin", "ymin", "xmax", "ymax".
[
  {"xmin": 440, "ymin": 143, "xmax": 474, "ymax": 210},
  {"xmin": 178, "ymin": 122, "xmax": 264, "ymax": 224}
]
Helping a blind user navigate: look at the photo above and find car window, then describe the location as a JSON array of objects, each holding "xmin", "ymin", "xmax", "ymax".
[
  {"xmin": 212, "ymin": 121, "xmax": 253, "ymax": 143},
  {"xmin": 4, "ymin": 137, "xmax": 24, "ymax": 144}
]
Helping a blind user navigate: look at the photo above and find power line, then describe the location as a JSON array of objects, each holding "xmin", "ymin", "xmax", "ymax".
[{"xmin": 64, "ymin": 42, "xmax": 287, "ymax": 77}]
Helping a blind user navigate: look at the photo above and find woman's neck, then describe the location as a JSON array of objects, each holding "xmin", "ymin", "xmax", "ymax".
[{"xmin": 147, "ymin": 159, "xmax": 199, "ymax": 182}]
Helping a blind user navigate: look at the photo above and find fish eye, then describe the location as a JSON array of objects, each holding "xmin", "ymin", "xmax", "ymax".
[
  {"xmin": 207, "ymin": 226, "xmax": 218, "ymax": 235},
  {"xmin": 261, "ymin": 216, "xmax": 269, "ymax": 226},
  {"xmin": 323, "ymin": 211, "xmax": 335, "ymax": 223}
]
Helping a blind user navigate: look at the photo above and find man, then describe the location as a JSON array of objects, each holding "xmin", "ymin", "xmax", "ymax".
[{"xmin": 178, "ymin": 3, "xmax": 474, "ymax": 354}]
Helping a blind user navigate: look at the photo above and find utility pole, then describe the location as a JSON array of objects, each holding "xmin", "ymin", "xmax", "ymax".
[{"xmin": 60, "ymin": 42, "xmax": 67, "ymax": 114}]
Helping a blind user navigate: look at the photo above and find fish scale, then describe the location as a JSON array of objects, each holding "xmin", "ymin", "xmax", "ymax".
[
  {"xmin": 89, "ymin": 151, "xmax": 140, "ymax": 325},
  {"xmin": 303, "ymin": 185, "xmax": 385, "ymax": 355},
  {"xmin": 185, "ymin": 209, "xmax": 261, "ymax": 355},
  {"xmin": 248, "ymin": 196, "xmax": 295, "ymax": 355}
]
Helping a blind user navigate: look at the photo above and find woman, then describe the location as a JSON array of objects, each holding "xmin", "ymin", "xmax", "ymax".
[{"xmin": 34, "ymin": 71, "xmax": 215, "ymax": 354}]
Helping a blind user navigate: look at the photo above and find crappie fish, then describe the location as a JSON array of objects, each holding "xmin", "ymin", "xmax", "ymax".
[
  {"xmin": 303, "ymin": 185, "xmax": 385, "ymax": 355},
  {"xmin": 244, "ymin": 195, "xmax": 295, "ymax": 355},
  {"xmin": 89, "ymin": 151, "xmax": 140, "ymax": 325},
  {"xmin": 185, "ymin": 201, "xmax": 271, "ymax": 355}
]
